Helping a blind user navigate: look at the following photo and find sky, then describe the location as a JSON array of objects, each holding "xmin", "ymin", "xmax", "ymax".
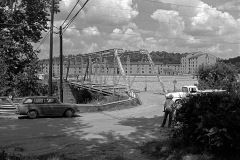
[{"xmin": 34, "ymin": 0, "xmax": 240, "ymax": 60}]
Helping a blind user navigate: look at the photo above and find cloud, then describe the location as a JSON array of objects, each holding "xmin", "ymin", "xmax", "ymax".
[
  {"xmin": 109, "ymin": 27, "xmax": 142, "ymax": 45},
  {"xmin": 37, "ymin": 0, "xmax": 240, "ymax": 60},
  {"xmin": 64, "ymin": 25, "xmax": 81, "ymax": 38},
  {"xmin": 153, "ymin": 0, "xmax": 240, "ymax": 58},
  {"xmin": 55, "ymin": 0, "xmax": 83, "ymax": 22},
  {"xmin": 151, "ymin": 9, "xmax": 185, "ymax": 38},
  {"xmin": 83, "ymin": 0, "xmax": 139, "ymax": 25},
  {"xmin": 106, "ymin": 24, "xmax": 168, "ymax": 51},
  {"xmin": 190, "ymin": 2, "xmax": 238, "ymax": 34},
  {"xmin": 82, "ymin": 26, "xmax": 100, "ymax": 36},
  {"xmin": 79, "ymin": 41, "xmax": 99, "ymax": 54},
  {"xmin": 217, "ymin": 0, "xmax": 240, "ymax": 11}
]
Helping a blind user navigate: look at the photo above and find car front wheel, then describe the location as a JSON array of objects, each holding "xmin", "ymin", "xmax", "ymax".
[
  {"xmin": 65, "ymin": 109, "xmax": 74, "ymax": 118},
  {"xmin": 27, "ymin": 110, "xmax": 38, "ymax": 119}
]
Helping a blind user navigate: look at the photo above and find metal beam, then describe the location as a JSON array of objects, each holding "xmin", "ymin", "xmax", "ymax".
[
  {"xmin": 140, "ymin": 49, "xmax": 166, "ymax": 93},
  {"xmin": 113, "ymin": 49, "xmax": 130, "ymax": 92}
]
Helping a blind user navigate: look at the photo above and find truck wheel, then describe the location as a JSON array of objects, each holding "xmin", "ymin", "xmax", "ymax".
[{"xmin": 175, "ymin": 100, "xmax": 181, "ymax": 105}]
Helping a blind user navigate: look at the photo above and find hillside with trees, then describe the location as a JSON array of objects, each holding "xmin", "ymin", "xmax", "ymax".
[
  {"xmin": 48, "ymin": 51, "xmax": 184, "ymax": 65},
  {"xmin": 222, "ymin": 56, "xmax": 240, "ymax": 73}
]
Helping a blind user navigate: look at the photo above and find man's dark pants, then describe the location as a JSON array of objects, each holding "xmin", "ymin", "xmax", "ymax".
[{"xmin": 161, "ymin": 109, "xmax": 173, "ymax": 127}]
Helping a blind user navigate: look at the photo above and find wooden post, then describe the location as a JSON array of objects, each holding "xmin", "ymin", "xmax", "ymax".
[{"xmin": 59, "ymin": 25, "xmax": 63, "ymax": 102}]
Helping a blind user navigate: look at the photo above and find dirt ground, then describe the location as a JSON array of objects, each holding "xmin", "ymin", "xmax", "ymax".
[{"xmin": 0, "ymin": 92, "xmax": 170, "ymax": 160}]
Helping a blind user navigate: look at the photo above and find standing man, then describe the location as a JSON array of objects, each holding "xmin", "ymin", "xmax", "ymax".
[{"xmin": 161, "ymin": 94, "xmax": 175, "ymax": 128}]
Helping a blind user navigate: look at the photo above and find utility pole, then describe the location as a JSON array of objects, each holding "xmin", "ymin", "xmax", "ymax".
[
  {"xmin": 59, "ymin": 25, "xmax": 63, "ymax": 102},
  {"xmin": 48, "ymin": 0, "xmax": 55, "ymax": 96}
]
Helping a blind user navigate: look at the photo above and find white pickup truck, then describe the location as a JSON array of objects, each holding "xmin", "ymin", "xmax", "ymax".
[{"xmin": 165, "ymin": 85, "xmax": 226, "ymax": 104}]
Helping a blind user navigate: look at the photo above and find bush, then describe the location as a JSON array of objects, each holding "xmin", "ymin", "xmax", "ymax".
[
  {"xmin": 172, "ymin": 92, "xmax": 240, "ymax": 158},
  {"xmin": 197, "ymin": 63, "xmax": 239, "ymax": 92}
]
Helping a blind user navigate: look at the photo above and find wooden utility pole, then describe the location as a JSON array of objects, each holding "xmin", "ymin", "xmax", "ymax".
[
  {"xmin": 59, "ymin": 25, "xmax": 63, "ymax": 102},
  {"xmin": 48, "ymin": 0, "xmax": 55, "ymax": 96}
]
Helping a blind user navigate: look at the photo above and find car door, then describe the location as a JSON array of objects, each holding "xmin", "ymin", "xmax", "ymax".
[
  {"xmin": 43, "ymin": 98, "xmax": 62, "ymax": 115},
  {"xmin": 33, "ymin": 98, "xmax": 48, "ymax": 115}
]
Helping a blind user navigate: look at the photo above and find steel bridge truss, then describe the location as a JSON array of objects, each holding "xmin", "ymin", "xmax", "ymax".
[{"xmin": 70, "ymin": 48, "xmax": 166, "ymax": 95}]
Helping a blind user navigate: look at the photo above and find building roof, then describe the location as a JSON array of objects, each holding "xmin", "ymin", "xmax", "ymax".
[
  {"xmin": 189, "ymin": 53, "xmax": 205, "ymax": 59},
  {"xmin": 188, "ymin": 52, "xmax": 217, "ymax": 59}
]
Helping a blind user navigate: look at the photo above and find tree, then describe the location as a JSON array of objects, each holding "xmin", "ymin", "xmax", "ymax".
[
  {"xmin": 197, "ymin": 62, "xmax": 239, "ymax": 92},
  {"xmin": 0, "ymin": 0, "xmax": 60, "ymax": 96}
]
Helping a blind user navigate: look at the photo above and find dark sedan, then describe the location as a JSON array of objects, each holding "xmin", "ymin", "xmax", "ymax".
[{"xmin": 16, "ymin": 96, "xmax": 80, "ymax": 119}]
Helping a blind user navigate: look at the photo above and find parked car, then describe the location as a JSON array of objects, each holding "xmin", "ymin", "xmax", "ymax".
[{"xmin": 16, "ymin": 96, "xmax": 80, "ymax": 119}]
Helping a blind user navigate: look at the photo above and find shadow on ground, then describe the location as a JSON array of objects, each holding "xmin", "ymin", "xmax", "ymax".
[
  {"xmin": 0, "ymin": 92, "xmax": 168, "ymax": 160},
  {"xmin": 0, "ymin": 113, "xmax": 171, "ymax": 160}
]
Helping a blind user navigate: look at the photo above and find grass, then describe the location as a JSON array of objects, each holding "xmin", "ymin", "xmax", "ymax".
[{"xmin": 139, "ymin": 137, "xmax": 213, "ymax": 160}]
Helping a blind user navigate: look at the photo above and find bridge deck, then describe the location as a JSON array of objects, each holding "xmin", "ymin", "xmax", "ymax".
[{"xmin": 69, "ymin": 82, "xmax": 128, "ymax": 96}]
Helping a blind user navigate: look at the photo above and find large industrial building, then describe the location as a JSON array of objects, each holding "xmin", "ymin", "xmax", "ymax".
[
  {"xmin": 180, "ymin": 52, "xmax": 217, "ymax": 74},
  {"xmin": 39, "ymin": 52, "xmax": 216, "ymax": 77}
]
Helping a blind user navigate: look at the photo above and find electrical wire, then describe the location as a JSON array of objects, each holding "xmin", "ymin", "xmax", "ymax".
[
  {"xmin": 69, "ymin": 11, "xmax": 239, "ymax": 31},
  {"xmin": 62, "ymin": 0, "xmax": 90, "ymax": 34},
  {"xmin": 79, "ymin": 3, "xmax": 240, "ymax": 24},
  {"xmin": 139, "ymin": 0, "xmax": 240, "ymax": 13},
  {"xmin": 33, "ymin": 0, "xmax": 240, "ymax": 52},
  {"xmin": 70, "ymin": 27, "xmax": 240, "ymax": 45},
  {"xmin": 0, "ymin": 22, "xmax": 45, "ymax": 27},
  {"xmin": 35, "ymin": 30, "xmax": 50, "ymax": 50},
  {"xmin": 61, "ymin": 0, "xmax": 80, "ymax": 27}
]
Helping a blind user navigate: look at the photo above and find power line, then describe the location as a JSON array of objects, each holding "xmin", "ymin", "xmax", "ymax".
[
  {"xmin": 81, "ymin": 3, "xmax": 240, "ymax": 23},
  {"xmin": 62, "ymin": 0, "xmax": 90, "ymax": 33},
  {"xmin": 35, "ymin": 30, "xmax": 50, "ymax": 50},
  {"xmin": 61, "ymin": 0, "xmax": 80, "ymax": 27},
  {"xmin": 139, "ymin": 0, "xmax": 240, "ymax": 13},
  {"xmin": 64, "ymin": 11, "xmax": 239, "ymax": 31},
  {"xmin": 0, "ymin": 22, "xmax": 44, "ymax": 27},
  {"xmin": 70, "ymin": 27, "xmax": 240, "ymax": 45}
]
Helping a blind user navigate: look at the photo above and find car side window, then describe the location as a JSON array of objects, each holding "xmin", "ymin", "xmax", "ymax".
[
  {"xmin": 34, "ymin": 98, "xmax": 44, "ymax": 104},
  {"xmin": 23, "ymin": 98, "xmax": 33, "ymax": 104},
  {"xmin": 44, "ymin": 98, "xmax": 59, "ymax": 104}
]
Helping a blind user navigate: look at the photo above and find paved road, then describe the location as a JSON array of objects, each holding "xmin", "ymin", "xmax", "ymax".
[{"xmin": 0, "ymin": 92, "xmax": 168, "ymax": 159}]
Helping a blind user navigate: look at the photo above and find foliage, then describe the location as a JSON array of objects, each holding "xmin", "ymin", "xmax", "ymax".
[
  {"xmin": 47, "ymin": 50, "xmax": 184, "ymax": 65},
  {"xmin": 0, "ymin": 0, "xmax": 60, "ymax": 97},
  {"xmin": 172, "ymin": 92, "xmax": 240, "ymax": 158},
  {"xmin": 197, "ymin": 62, "xmax": 239, "ymax": 92},
  {"xmin": 222, "ymin": 56, "xmax": 240, "ymax": 73}
]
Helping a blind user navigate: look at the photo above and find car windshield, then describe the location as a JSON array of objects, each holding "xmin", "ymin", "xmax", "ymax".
[
  {"xmin": 191, "ymin": 88, "xmax": 197, "ymax": 93},
  {"xmin": 23, "ymin": 98, "xmax": 33, "ymax": 104}
]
